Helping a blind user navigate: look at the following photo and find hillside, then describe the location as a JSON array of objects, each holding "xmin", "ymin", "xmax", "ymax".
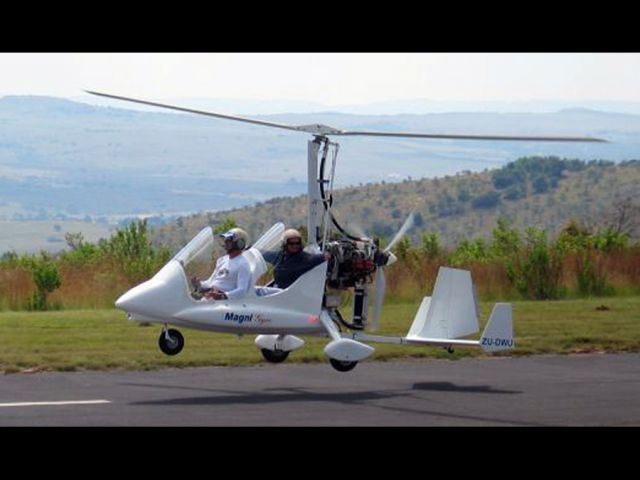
[
  {"xmin": 152, "ymin": 157, "xmax": 640, "ymax": 250},
  {"xmin": 2, "ymin": 95, "xmax": 640, "ymax": 224}
]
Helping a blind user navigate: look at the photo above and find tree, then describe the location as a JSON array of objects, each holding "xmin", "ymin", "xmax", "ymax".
[
  {"xmin": 101, "ymin": 219, "xmax": 170, "ymax": 280},
  {"xmin": 491, "ymin": 217, "xmax": 520, "ymax": 258},
  {"xmin": 532, "ymin": 176, "xmax": 549, "ymax": 194},
  {"xmin": 506, "ymin": 228, "xmax": 564, "ymax": 300},
  {"xmin": 30, "ymin": 253, "xmax": 62, "ymax": 311},
  {"xmin": 64, "ymin": 232, "xmax": 85, "ymax": 251},
  {"xmin": 420, "ymin": 232, "xmax": 441, "ymax": 259},
  {"xmin": 472, "ymin": 192, "xmax": 501, "ymax": 210},
  {"xmin": 213, "ymin": 216, "xmax": 238, "ymax": 235},
  {"xmin": 606, "ymin": 197, "xmax": 640, "ymax": 237}
]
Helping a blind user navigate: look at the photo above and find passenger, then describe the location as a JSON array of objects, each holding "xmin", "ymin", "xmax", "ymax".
[
  {"xmin": 192, "ymin": 228, "xmax": 252, "ymax": 301},
  {"xmin": 258, "ymin": 228, "xmax": 326, "ymax": 295}
]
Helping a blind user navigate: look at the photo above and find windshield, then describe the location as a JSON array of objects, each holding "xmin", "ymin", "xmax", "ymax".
[
  {"xmin": 253, "ymin": 222, "xmax": 285, "ymax": 254},
  {"xmin": 172, "ymin": 223, "xmax": 285, "ymax": 283},
  {"xmin": 173, "ymin": 227, "xmax": 215, "ymax": 282}
]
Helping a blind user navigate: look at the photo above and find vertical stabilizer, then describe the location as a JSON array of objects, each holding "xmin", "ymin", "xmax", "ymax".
[
  {"xmin": 406, "ymin": 267, "xmax": 479, "ymax": 340},
  {"xmin": 479, "ymin": 303, "xmax": 514, "ymax": 352}
]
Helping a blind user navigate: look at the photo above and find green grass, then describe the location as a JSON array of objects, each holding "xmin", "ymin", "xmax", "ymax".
[{"xmin": 1, "ymin": 296, "xmax": 640, "ymax": 373}]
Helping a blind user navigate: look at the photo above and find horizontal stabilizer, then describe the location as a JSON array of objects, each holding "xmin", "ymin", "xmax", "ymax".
[{"xmin": 479, "ymin": 303, "xmax": 514, "ymax": 352}]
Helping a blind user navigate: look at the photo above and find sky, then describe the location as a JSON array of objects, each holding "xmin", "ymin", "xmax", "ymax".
[{"xmin": 1, "ymin": 52, "xmax": 639, "ymax": 108}]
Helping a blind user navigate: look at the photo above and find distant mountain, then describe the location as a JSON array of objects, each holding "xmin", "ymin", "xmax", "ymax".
[
  {"xmin": 74, "ymin": 94, "xmax": 640, "ymax": 116},
  {"xmin": 152, "ymin": 158, "xmax": 640, "ymax": 251},
  {"xmin": 1, "ymin": 95, "xmax": 639, "ymax": 226}
]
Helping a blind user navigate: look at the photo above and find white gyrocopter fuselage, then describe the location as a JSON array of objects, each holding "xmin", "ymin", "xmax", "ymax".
[{"xmin": 116, "ymin": 222, "xmax": 515, "ymax": 372}]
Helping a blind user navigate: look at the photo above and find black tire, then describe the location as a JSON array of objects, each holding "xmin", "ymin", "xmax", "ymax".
[
  {"xmin": 158, "ymin": 329, "xmax": 184, "ymax": 356},
  {"xmin": 329, "ymin": 358, "xmax": 358, "ymax": 372},
  {"xmin": 261, "ymin": 348, "xmax": 289, "ymax": 363}
]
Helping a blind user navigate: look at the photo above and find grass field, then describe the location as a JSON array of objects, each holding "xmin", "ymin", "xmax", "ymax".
[
  {"xmin": 1, "ymin": 296, "xmax": 639, "ymax": 374},
  {"xmin": 0, "ymin": 220, "xmax": 113, "ymax": 254}
]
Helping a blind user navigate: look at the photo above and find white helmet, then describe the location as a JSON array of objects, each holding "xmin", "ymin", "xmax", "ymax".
[
  {"xmin": 220, "ymin": 228, "xmax": 249, "ymax": 250},
  {"xmin": 282, "ymin": 228, "xmax": 303, "ymax": 247}
]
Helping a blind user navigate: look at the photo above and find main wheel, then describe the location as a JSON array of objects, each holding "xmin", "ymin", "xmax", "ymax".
[
  {"xmin": 329, "ymin": 358, "xmax": 358, "ymax": 372},
  {"xmin": 261, "ymin": 348, "xmax": 289, "ymax": 363},
  {"xmin": 158, "ymin": 329, "xmax": 184, "ymax": 356}
]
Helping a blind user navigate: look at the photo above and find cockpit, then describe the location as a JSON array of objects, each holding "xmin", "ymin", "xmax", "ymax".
[{"xmin": 173, "ymin": 223, "xmax": 285, "ymax": 299}]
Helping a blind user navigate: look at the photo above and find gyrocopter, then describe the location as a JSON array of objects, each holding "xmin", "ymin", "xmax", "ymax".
[{"xmin": 88, "ymin": 90, "xmax": 605, "ymax": 372}]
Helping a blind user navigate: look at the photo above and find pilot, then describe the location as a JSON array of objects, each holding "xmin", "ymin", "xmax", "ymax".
[
  {"xmin": 259, "ymin": 228, "xmax": 327, "ymax": 294},
  {"xmin": 194, "ymin": 228, "xmax": 252, "ymax": 301}
]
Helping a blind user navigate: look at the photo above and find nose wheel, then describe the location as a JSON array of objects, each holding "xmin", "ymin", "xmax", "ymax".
[
  {"xmin": 158, "ymin": 328, "xmax": 184, "ymax": 356},
  {"xmin": 329, "ymin": 358, "xmax": 358, "ymax": 372}
]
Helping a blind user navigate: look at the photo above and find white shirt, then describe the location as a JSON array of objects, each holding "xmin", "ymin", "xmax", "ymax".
[{"xmin": 200, "ymin": 254, "xmax": 252, "ymax": 300}]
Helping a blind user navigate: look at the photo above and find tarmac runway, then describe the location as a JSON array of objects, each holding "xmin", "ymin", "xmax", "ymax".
[{"xmin": 0, "ymin": 353, "xmax": 638, "ymax": 426}]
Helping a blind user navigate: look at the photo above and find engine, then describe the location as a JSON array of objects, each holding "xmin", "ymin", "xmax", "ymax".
[{"xmin": 324, "ymin": 238, "xmax": 389, "ymax": 289}]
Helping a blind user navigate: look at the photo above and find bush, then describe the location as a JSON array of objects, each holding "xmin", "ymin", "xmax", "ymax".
[
  {"xmin": 420, "ymin": 232, "xmax": 441, "ymax": 259},
  {"xmin": 29, "ymin": 254, "xmax": 62, "ymax": 311},
  {"xmin": 491, "ymin": 217, "xmax": 520, "ymax": 258},
  {"xmin": 450, "ymin": 238, "xmax": 492, "ymax": 266},
  {"xmin": 99, "ymin": 219, "xmax": 171, "ymax": 281},
  {"xmin": 575, "ymin": 251, "xmax": 611, "ymax": 297},
  {"xmin": 506, "ymin": 228, "xmax": 565, "ymax": 300}
]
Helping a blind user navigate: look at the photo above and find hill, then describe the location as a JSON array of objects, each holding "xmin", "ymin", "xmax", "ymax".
[{"xmin": 152, "ymin": 157, "xmax": 640, "ymax": 250}]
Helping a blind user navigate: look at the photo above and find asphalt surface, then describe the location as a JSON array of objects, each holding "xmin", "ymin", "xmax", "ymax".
[{"xmin": 0, "ymin": 353, "xmax": 638, "ymax": 426}]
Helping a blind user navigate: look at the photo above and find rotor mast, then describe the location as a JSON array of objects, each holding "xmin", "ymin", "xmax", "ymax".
[{"xmin": 307, "ymin": 137, "xmax": 323, "ymax": 246}]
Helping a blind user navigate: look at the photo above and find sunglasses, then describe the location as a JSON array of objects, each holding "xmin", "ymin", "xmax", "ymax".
[{"xmin": 286, "ymin": 241, "xmax": 302, "ymax": 246}]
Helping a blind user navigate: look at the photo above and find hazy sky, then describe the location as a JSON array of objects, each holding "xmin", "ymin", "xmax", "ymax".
[{"xmin": 1, "ymin": 52, "xmax": 639, "ymax": 106}]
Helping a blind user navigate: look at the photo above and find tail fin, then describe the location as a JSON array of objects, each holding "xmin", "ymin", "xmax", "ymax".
[
  {"xmin": 479, "ymin": 303, "xmax": 514, "ymax": 352},
  {"xmin": 406, "ymin": 267, "xmax": 479, "ymax": 340}
]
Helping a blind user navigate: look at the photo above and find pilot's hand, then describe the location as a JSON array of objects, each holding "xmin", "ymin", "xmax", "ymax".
[{"xmin": 205, "ymin": 291, "xmax": 228, "ymax": 300}]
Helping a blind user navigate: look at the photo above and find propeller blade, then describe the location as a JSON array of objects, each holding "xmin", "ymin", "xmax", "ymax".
[
  {"xmin": 371, "ymin": 267, "xmax": 386, "ymax": 332},
  {"xmin": 384, "ymin": 213, "xmax": 415, "ymax": 253}
]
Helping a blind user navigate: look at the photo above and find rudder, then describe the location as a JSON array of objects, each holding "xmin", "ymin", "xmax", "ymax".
[{"xmin": 479, "ymin": 303, "xmax": 514, "ymax": 352}]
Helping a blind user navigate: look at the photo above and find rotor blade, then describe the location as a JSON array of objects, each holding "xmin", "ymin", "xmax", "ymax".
[
  {"xmin": 85, "ymin": 90, "xmax": 303, "ymax": 133},
  {"xmin": 384, "ymin": 212, "xmax": 415, "ymax": 253},
  {"xmin": 371, "ymin": 268, "xmax": 386, "ymax": 332},
  {"xmin": 336, "ymin": 130, "xmax": 607, "ymax": 143},
  {"xmin": 85, "ymin": 91, "xmax": 608, "ymax": 143}
]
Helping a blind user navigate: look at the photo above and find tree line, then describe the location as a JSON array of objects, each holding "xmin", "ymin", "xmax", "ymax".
[{"xmin": 1, "ymin": 210, "xmax": 640, "ymax": 311}]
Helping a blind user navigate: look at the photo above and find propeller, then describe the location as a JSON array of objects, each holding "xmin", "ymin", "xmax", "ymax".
[
  {"xmin": 370, "ymin": 213, "xmax": 415, "ymax": 331},
  {"xmin": 384, "ymin": 212, "xmax": 415, "ymax": 254}
]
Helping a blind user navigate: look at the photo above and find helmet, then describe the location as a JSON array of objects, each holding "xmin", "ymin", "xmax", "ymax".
[
  {"xmin": 220, "ymin": 228, "xmax": 249, "ymax": 250},
  {"xmin": 282, "ymin": 228, "xmax": 303, "ymax": 247}
]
